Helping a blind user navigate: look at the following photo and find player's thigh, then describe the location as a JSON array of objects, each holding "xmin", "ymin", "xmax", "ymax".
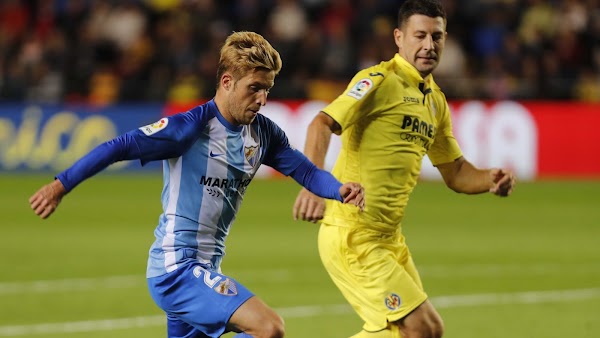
[
  {"xmin": 402, "ymin": 247, "xmax": 424, "ymax": 290},
  {"xmin": 227, "ymin": 296, "xmax": 284, "ymax": 337},
  {"xmin": 148, "ymin": 262, "xmax": 253, "ymax": 338},
  {"xmin": 318, "ymin": 224, "xmax": 428, "ymax": 331}
]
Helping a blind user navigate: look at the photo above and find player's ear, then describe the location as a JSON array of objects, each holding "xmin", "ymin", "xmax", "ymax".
[
  {"xmin": 221, "ymin": 73, "xmax": 233, "ymax": 91},
  {"xmin": 393, "ymin": 28, "xmax": 403, "ymax": 49}
]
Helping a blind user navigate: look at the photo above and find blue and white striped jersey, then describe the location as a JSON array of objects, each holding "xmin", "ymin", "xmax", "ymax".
[
  {"xmin": 56, "ymin": 99, "xmax": 343, "ymax": 278},
  {"xmin": 137, "ymin": 100, "xmax": 306, "ymax": 277}
]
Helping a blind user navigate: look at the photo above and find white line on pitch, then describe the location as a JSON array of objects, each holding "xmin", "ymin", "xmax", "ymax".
[
  {"xmin": 0, "ymin": 275, "xmax": 142, "ymax": 295},
  {"xmin": 2, "ymin": 263, "xmax": 597, "ymax": 295},
  {"xmin": 0, "ymin": 288, "xmax": 598, "ymax": 336},
  {"xmin": 0, "ymin": 271, "xmax": 292, "ymax": 295}
]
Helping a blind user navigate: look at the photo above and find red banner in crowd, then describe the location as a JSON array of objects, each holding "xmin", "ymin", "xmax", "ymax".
[
  {"xmin": 447, "ymin": 101, "xmax": 599, "ymax": 179},
  {"xmin": 4, "ymin": 100, "xmax": 595, "ymax": 178},
  {"xmin": 524, "ymin": 102, "xmax": 598, "ymax": 177}
]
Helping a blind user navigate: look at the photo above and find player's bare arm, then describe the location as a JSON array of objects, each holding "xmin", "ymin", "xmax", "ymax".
[
  {"xmin": 293, "ymin": 112, "xmax": 342, "ymax": 222},
  {"xmin": 436, "ymin": 156, "xmax": 516, "ymax": 196},
  {"xmin": 29, "ymin": 179, "xmax": 67, "ymax": 219},
  {"xmin": 305, "ymin": 112, "xmax": 341, "ymax": 167}
]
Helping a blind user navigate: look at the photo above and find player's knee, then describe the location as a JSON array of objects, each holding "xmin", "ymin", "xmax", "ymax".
[
  {"xmin": 420, "ymin": 316, "xmax": 444, "ymax": 338},
  {"xmin": 429, "ymin": 316, "xmax": 444, "ymax": 338},
  {"xmin": 397, "ymin": 313, "xmax": 444, "ymax": 338},
  {"xmin": 415, "ymin": 316, "xmax": 444, "ymax": 338},
  {"xmin": 261, "ymin": 314, "xmax": 285, "ymax": 338}
]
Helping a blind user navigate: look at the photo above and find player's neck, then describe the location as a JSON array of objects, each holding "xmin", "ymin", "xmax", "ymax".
[{"xmin": 213, "ymin": 91, "xmax": 236, "ymax": 126}]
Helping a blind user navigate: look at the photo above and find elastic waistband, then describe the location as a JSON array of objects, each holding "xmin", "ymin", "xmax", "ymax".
[
  {"xmin": 180, "ymin": 248, "xmax": 198, "ymax": 259},
  {"xmin": 321, "ymin": 217, "xmax": 401, "ymax": 235},
  {"xmin": 179, "ymin": 248, "xmax": 215, "ymax": 270}
]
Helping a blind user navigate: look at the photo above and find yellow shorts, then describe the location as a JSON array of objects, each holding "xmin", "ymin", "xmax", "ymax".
[{"xmin": 318, "ymin": 222, "xmax": 428, "ymax": 332}]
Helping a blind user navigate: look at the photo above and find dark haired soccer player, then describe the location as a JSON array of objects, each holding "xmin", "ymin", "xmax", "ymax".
[
  {"xmin": 29, "ymin": 31, "xmax": 365, "ymax": 338},
  {"xmin": 293, "ymin": 1, "xmax": 515, "ymax": 337}
]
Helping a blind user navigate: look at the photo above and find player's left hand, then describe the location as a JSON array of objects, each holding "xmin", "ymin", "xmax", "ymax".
[
  {"xmin": 339, "ymin": 182, "xmax": 365, "ymax": 211},
  {"xmin": 489, "ymin": 169, "xmax": 516, "ymax": 197},
  {"xmin": 293, "ymin": 188, "xmax": 326, "ymax": 223},
  {"xmin": 29, "ymin": 179, "xmax": 67, "ymax": 219}
]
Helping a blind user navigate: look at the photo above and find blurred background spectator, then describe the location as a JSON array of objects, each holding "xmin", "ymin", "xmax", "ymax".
[{"xmin": 0, "ymin": 0, "xmax": 599, "ymax": 106}]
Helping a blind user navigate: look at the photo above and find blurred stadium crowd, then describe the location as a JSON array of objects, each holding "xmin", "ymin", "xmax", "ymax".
[{"xmin": 1, "ymin": 0, "xmax": 599, "ymax": 105}]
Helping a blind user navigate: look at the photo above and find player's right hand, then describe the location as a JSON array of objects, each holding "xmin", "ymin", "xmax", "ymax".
[
  {"xmin": 339, "ymin": 182, "xmax": 365, "ymax": 212},
  {"xmin": 29, "ymin": 179, "xmax": 67, "ymax": 219},
  {"xmin": 293, "ymin": 188, "xmax": 326, "ymax": 223},
  {"xmin": 489, "ymin": 168, "xmax": 516, "ymax": 197}
]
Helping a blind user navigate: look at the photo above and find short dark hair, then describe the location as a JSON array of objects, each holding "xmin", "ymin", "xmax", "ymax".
[{"xmin": 397, "ymin": 0, "xmax": 446, "ymax": 29}]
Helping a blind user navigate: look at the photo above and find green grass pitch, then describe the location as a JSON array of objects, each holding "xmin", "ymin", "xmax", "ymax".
[{"xmin": 1, "ymin": 173, "xmax": 599, "ymax": 337}]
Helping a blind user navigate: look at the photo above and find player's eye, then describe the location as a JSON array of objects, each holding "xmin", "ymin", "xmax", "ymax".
[{"xmin": 250, "ymin": 85, "xmax": 270, "ymax": 95}]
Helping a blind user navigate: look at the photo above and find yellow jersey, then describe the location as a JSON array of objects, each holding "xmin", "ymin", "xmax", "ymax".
[{"xmin": 322, "ymin": 54, "xmax": 463, "ymax": 232}]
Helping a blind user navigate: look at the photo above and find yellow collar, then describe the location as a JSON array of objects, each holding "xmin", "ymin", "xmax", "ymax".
[{"xmin": 393, "ymin": 54, "xmax": 438, "ymax": 91}]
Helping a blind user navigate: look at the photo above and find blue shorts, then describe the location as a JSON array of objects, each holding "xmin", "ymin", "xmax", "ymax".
[{"xmin": 147, "ymin": 259, "xmax": 254, "ymax": 338}]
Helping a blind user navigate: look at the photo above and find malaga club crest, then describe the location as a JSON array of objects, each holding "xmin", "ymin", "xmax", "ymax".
[
  {"xmin": 244, "ymin": 145, "xmax": 259, "ymax": 166},
  {"xmin": 385, "ymin": 293, "xmax": 402, "ymax": 310},
  {"xmin": 214, "ymin": 278, "xmax": 238, "ymax": 296}
]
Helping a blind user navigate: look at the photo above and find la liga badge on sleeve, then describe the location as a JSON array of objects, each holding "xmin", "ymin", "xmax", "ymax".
[{"xmin": 140, "ymin": 118, "xmax": 169, "ymax": 136}]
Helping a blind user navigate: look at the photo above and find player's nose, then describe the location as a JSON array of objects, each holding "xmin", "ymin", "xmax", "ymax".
[
  {"xmin": 423, "ymin": 34, "xmax": 434, "ymax": 50},
  {"xmin": 256, "ymin": 89, "xmax": 268, "ymax": 106}
]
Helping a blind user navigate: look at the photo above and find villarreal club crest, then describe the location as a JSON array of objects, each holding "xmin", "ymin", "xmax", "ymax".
[{"xmin": 385, "ymin": 293, "xmax": 402, "ymax": 310}]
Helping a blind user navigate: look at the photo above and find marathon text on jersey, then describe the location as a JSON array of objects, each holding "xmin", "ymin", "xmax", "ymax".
[{"xmin": 199, "ymin": 176, "xmax": 252, "ymax": 189}]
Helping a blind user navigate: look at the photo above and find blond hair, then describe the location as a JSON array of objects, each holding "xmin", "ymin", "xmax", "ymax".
[{"xmin": 216, "ymin": 31, "xmax": 282, "ymax": 88}]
